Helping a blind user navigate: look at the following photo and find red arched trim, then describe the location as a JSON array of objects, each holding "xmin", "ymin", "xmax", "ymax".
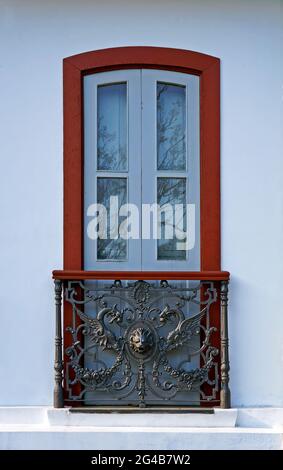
[{"xmin": 63, "ymin": 46, "xmax": 221, "ymax": 272}]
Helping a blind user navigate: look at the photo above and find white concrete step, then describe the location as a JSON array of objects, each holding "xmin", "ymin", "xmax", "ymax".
[
  {"xmin": 0, "ymin": 407, "xmax": 282, "ymax": 450},
  {"xmin": 47, "ymin": 408, "xmax": 238, "ymax": 428},
  {"xmin": 2, "ymin": 406, "xmax": 283, "ymax": 428},
  {"xmin": 0, "ymin": 425, "xmax": 281, "ymax": 450},
  {"xmin": 0, "ymin": 406, "xmax": 238, "ymax": 428}
]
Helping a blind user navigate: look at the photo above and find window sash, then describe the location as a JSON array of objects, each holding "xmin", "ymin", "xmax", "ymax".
[{"xmin": 84, "ymin": 68, "xmax": 200, "ymax": 271}]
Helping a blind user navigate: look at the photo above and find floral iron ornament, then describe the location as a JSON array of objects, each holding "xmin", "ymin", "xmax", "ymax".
[{"xmin": 64, "ymin": 279, "xmax": 219, "ymax": 407}]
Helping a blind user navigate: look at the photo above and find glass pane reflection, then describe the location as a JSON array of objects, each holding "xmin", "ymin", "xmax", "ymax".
[
  {"xmin": 157, "ymin": 82, "xmax": 186, "ymax": 171},
  {"xmin": 157, "ymin": 177, "xmax": 186, "ymax": 260},
  {"xmin": 97, "ymin": 83, "xmax": 127, "ymax": 171},
  {"xmin": 97, "ymin": 177, "xmax": 127, "ymax": 260}
]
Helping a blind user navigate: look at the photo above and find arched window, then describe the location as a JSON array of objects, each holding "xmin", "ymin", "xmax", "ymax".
[{"xmin": 63, "ymin": 47, "xmax": 221, "ymax": 273}]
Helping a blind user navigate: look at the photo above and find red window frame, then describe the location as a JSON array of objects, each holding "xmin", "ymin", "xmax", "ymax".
[{"xmin": 63, "ymin": 46, "xmax": 221, "ymax": 273}]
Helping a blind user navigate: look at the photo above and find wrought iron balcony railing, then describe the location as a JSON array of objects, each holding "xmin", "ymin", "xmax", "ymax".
[{"xmin": 52, "ymin": 270, "xmax": 230, "ymax": 410}]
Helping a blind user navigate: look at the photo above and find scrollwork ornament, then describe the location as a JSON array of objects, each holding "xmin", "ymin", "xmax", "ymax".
[{"xmin": 64, "ymin": 280, "xmax": 220, "ymax": 406}]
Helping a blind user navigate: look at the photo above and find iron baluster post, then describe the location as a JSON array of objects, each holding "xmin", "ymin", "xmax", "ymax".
[
  {"xmin": 220, "ymin": 280, "xmax": 231, "ymax": 408},
  {"xmin": 54, "ymin": 279, "xmax": 64, "ymax": 408}
]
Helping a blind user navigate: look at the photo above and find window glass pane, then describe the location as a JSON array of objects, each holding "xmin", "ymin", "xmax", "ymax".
[
  {"xmin": 97, "ymin": 83, "xmax": 127, "ymax": 171},
  {"xmin": 97, "ymin": 177, "xmax": 127, "ymax": 260},
  {"xmin": 157, "ymin": 83, "xmax": 186, "ymax": 171},
  {"xmin": 157, "ymin": 177, "xmax": 186, "ymax": 260}
]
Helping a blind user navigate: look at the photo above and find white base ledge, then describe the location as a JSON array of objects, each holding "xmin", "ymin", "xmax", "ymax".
[
  {"xmin": 0, "ymin": 407, "xmax": 282, "ymax": 450},
  {"xmin": 47, "ymin": 408, "xmax": 237, "ymax": 428},
  {"xmin": 0, "ymin": 425, "xmax": 281, "ymax": 450}
]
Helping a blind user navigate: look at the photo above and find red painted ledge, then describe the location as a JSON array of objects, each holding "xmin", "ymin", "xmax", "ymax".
[{"xmin": 52, "ymin": 270, "xmax": 230, "ymax": 281}]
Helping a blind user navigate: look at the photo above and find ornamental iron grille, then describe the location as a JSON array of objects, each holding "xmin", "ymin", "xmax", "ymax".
[{"xmin": 53, "ymin": 277, "xmax": 230, "ymax": 408}]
